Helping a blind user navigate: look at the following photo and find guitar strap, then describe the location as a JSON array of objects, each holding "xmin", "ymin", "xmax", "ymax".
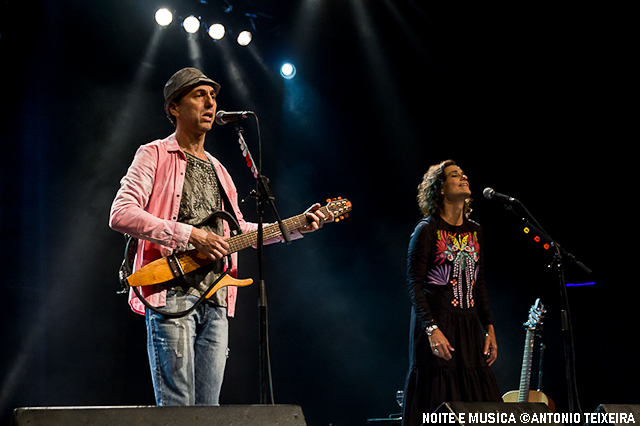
[
  {"xmin": 214, "ymin": 170, "xmax": 241, "ymax": 231},
  {"xmin": 204, "ymin": 150, "xmax": 241, "ymax": 229}
]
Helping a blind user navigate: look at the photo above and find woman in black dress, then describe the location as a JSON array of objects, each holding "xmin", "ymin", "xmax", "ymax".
[{"xmin": 402, "ymin": 160, "xmax": 501, "ymax": 425}]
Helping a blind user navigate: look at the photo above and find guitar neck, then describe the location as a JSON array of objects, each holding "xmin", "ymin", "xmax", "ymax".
[
  {"xmin": 518, "ymin": 328, "xmax": 536, "ymax": 402},
  {"xmin": 226, "ymin": 206, "xmax": 330, "ymax": 254}
]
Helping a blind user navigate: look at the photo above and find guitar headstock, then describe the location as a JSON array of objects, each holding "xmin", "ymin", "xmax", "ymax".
[
  {"xmin": 325, "ymin": 197, "xmax": 352, "ymax": 222},
  {"xmin": 524, "ymin": 298, "xmax": 546, "ymax": 330}
]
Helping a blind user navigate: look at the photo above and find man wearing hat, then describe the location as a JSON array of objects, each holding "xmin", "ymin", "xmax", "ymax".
[{"xmin": 109, "ymin": 67, "xmax": 330, "ymax": 406}]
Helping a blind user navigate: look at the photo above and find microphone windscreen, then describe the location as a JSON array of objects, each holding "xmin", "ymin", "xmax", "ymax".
[{"xmin": 482, "ymin": 187, "xmax": 494, "ymax": 199}]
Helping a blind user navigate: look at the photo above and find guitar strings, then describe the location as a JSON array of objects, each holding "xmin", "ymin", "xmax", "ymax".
[{"xmin": 226, "ymin": 207, "xmax": 331, "ymax": 253}]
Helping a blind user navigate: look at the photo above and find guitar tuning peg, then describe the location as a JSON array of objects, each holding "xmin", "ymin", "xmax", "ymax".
[
  {"xmin": 332, "ymin": 198, "xmax": 337, "ymax": 201},
  {"xmin": 335, "ymin": 217, "xmax": 340, "ymax": 222},
  {"xmin": 326, "ymin": 198, "xmax": 331, "ymax": 203}
]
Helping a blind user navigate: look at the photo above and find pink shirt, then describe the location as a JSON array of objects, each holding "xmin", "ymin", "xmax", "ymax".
[{"xmin": 109, "ymin": 133, "xmax": 301, "ymax": 316}]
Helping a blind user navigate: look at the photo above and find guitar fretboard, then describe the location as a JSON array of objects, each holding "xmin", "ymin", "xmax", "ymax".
[
  {"xmin": 226, "ymin": 206, "xmax": 331, "ymax": 253},
  {"xmin": 518, "ymin": 328, "xmax": 536, "ymax": 402}
]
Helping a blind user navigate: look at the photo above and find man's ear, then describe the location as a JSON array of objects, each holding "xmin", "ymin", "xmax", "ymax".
[{"xmin": 169, "ymin": 101, "xmax": 180, "ymax": 121}]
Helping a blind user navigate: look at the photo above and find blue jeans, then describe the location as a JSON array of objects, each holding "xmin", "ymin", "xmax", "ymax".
[{"xmin": 145, "ymin": 291, "xmax": 229, "ymax": 406}]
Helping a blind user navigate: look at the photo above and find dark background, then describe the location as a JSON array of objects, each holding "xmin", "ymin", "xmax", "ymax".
[{"xmin": 0, "ymin": 0, "xmax": 622, "ymax": 425}]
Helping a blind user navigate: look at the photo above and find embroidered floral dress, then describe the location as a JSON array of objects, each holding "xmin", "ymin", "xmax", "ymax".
[{"xmin": 402, "ymin": 216, "xmax": 501, "ymax": 423}]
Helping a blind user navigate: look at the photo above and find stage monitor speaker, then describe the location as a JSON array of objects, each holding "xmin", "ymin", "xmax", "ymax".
[
  {"xmin": 585, "ymin": 404, "xmax": 639, "ymax": 426},
  {"xmin": 12, "ymin": 404, "xmax": 307, "ymax": 426},
  {"xmin": 434, "ymin": 401, "xmax": 557, "ymax": 425}
]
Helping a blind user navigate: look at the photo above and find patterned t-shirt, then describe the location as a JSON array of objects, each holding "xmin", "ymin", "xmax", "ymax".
[{"xmin": 175, "ymin": 152, "xmax": 226, "ymax": 306}]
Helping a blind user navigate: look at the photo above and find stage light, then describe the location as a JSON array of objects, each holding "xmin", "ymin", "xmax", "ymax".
[
  {"xmin": 182, "ymin": 15, "xmax": 200, "ymax": 34},
  {"xmin": 155, "ymin": 8, "xmax": 173, "ymax": 26},
  {"xmin": 280, "ymin": 63, "xmax": 296, "ymax": 79},
  {"xmin": 237, "ymin": 30, "xmax": 252, "ymax": 46},
  {"xmin": 208, "ymin": 23, "xmax": 225, "ymax": 40}
]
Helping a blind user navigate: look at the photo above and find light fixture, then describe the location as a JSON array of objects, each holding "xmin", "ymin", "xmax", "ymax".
[
  {"xmin": 182, "ymin": 15, "xmax": 201, "ymax": 34},
  {"xmin": 208, "ymin": 23, "xmax": 226, "ymax": 40},
  {"xmin": 237, "ymin": 30, "xmax": 252, "ymax": 46},
  {"xmin": 280, "ymin": 63, "xmax": 296, "ymax": 79},
  {"xmin": 154, "ymin": 10, "xmax": 259, "ymax": 46},
  {"xmin": 155, "ymin": 8, "xmax": 173, "ymax": 26}
]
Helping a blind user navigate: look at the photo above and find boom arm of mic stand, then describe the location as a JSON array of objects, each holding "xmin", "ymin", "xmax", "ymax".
[
  {"xmin": 233, "ymin": 123, "xmax": 290, "ymax": 244},
  {"xmin": 503, "ymin": 205, "xmax": 592, "ymax": 274}
]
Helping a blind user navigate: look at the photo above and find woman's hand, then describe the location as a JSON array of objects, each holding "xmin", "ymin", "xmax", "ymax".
[
  {"xmin": 428, "ymin": 328, "xmax": 455, "ymax": 360},
  {"xmin": 483, "ymin": 324, "xmax": 498, "ymax": 366}
]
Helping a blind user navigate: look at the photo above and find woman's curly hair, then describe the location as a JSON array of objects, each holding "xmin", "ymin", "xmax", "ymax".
[{"xmin": 417, "ymin": 159, "xmax": 472, "ymax": 218}]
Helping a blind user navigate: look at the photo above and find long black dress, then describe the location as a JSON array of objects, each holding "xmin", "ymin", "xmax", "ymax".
[{"xmin": 402, "ymin": 216, "xmax": 501, "ymax": 425}]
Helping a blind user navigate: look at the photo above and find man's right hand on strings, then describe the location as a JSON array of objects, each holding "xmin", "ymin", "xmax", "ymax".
[{"xmin": 189, "ymin": 227, "xmax": 229, "ymax": 260}]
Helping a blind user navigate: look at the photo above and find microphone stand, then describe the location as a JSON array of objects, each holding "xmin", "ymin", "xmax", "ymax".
[
  {"xmin": 233, "ymin": 120, "xmax": 290, "ymax": 405},
  {"xmin": 502, "ymin": 202, "xmax": 591, "ymax": 416}
]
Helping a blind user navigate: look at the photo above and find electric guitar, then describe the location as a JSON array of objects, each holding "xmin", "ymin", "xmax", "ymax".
[
  {"xmin": 502, "ymin": 298, "xmax": 555, "ymax": 411},
  {"xmin": 124, "ymin": 198, "xmax": 352, "ymax": 299}
]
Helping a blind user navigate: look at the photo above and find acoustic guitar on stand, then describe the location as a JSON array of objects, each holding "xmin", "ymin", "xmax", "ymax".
[{"xmin": 502, "ymin": 298, "xmax": 555, "ymax": 411}]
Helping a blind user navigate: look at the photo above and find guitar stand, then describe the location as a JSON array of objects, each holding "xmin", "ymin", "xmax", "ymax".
[
  {"xmin": 502, "ymin": 202, "xmax": 592, "ymax": 416},
  {"xmin": 233, "ymin": 119, "xmax": 288, "ymax": 405}
]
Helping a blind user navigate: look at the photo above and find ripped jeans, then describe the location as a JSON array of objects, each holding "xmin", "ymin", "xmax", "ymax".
[{"xmin": 145, "ymin": 290, "xmax": 229, "ymax": 406}]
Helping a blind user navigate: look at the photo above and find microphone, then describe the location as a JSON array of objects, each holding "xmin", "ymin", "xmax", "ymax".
[
  {"xmin": 483, "ymin": 187, "xmax": 518, "ymax": 204},
  {"xmin": 215, "ymin": 110, "xmax": 254, "ymax": 125}
]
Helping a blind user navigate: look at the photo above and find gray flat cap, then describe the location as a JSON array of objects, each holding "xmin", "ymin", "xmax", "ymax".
[{"xmin": 163, "ymin": 67, "xmax": 221, "ymax": 123}]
